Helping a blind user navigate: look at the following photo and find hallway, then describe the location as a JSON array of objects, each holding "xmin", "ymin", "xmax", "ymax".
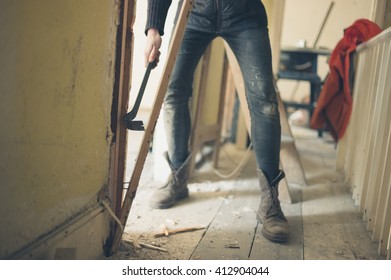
[{"xmin": 112, "ymin": 126, "xmax": 384, "ymax": 260}]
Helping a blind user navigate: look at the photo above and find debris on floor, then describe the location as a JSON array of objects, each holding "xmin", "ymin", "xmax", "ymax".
[
  {"xmin": 224, "ymin": 241, "xmax": 240, "ymax": 249},
  {"xmin": 124, "ymin": 238, "xmax": 168, "ymax": 252},
  {"xmin": 154, "ymin": 226, "xmax": 207, "ymax": 238}
]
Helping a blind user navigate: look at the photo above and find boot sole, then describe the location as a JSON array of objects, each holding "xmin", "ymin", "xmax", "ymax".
[
  {"xmin": 261, "ymin": 229, "xmax": 289, "ymax": 243},
  {"xmin": 257, "ymin": 213, "xmax": 289, "ymax": 243},
  {"xmin": 151, "ymin": 190, "xmax": 189, "ymax": 209}
]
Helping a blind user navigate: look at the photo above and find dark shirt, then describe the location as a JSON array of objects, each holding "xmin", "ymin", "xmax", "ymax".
[{"xmin": 146, "ymin": 0, "xmax": 268, "ymax": 36}]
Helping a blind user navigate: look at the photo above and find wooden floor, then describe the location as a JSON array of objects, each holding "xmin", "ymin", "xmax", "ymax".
[{"xmin": 112, "ymin": 126, "xmax": 384, "ymax": 260}]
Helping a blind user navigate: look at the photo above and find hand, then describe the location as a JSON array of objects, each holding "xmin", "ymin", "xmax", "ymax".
[{"xmin": 144, "ymin": 28, "xmax": 162, "ymax": 68}]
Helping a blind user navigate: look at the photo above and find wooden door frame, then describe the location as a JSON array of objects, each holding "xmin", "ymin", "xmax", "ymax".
[{"xmin": 109, "ymin": 0, "xmax": 135, "ymax": 220}]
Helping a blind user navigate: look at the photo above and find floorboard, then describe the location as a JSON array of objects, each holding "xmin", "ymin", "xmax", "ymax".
[
  {"xmin": 110, "ymin": 126, "xmax": 385, "ymax": 260},
  {"xmin": 190, "ymin": 176, "xmax": 259, "ymax": 260},
  {"xmin": 250, "ymin": 196, "xmax": 303, "ymax": 260},
  {"xmin": 294, "ymin": 127, "xmax": 382, "ymax": 260}
]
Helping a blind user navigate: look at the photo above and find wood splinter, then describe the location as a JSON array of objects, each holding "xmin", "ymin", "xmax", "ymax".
[
  {"xmin": 154, "ymin": 226, "xmax": 207, "ymax": 238},
  {"xmin": 125, "ymin": 239, "xmax": 168, "ymax": 252}
]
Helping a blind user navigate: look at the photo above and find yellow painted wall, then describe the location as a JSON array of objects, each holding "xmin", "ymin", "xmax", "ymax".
[{"xmin": 0, "ymin": 0, "xmax": 119, "ymax": 258}]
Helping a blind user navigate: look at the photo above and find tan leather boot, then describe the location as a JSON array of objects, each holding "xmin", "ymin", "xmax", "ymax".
[
  {"xmin": 256, "ymin": 169, "xmax": 290, "ymax": 242},
  {"xmin": 150, "ymin": 152, "xmax": 191, "ymax": 209}
]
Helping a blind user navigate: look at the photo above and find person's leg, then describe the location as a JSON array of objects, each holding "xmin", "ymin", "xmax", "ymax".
[
  {"xmin": 223, "ymin": 27, "xmax": 280, "ymax": 183},
  {"xmin": 164, "ymin": 29, "xmax": 215, "ymax": 169},
  {"xmin": 223, "ymin": 27, "xmax": 289, "ymax": 242},
  {"xmin": 151, "ymin": 29, "xmax": 215, "ymax": 209}
]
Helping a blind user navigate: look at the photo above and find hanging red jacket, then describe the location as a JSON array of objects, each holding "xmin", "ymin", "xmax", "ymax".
[{"xmin": 310, "ymin": 19, "xmax": 382, "ymax": 141}]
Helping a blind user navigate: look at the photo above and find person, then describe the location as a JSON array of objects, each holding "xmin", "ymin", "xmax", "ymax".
[{"xmin": 143, "ymin": 0, "xmax": 289, "ymax": 243}]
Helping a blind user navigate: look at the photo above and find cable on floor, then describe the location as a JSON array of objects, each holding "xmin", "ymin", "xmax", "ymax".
[{"xmin": 209, "ymin": 142, "xmax": 253, "ymax": 179}]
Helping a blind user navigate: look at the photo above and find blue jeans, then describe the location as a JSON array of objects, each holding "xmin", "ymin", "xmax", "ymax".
[{"xmin": 163, "ymin": 27, "xmax": 281, "ymax": 183}]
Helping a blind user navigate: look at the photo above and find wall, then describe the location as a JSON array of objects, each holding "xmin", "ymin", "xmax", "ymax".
[
  {"xmin": 0, "ymin": 0, "xmax": 119, "ymax": 259},
  {"xmin": 278, "ymin": 0, "xmax": 375, "ymax": 102},
  {"xmin": 281, "ymin": 0, "xmax": 374, "ymax": 49}
]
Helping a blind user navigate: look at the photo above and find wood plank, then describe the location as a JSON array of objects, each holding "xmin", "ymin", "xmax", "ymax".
[
  {"xmin": 189, "ymin": 46, "xmax": 212, "ymax": 177},
  {"xmin": 189, "ymin": 41, "xmax": 227, "ymax": 176},
  {"xmin": 212, "ymin": 56, "xmax": 229, "ymax": 168},
  {"xmin": 190, "ymin": 177, "xmax": 260, "ymax": 260},
  {"xmin": 118, "ymin": 143, "xmax": 251, "ymax": 260},
  {"xmin": 109, "ymin": 0, "xmax": 194, "ymax": 255},
  {"xmin": 110, "ymin": 126, "xmax": 385, "ymax": 260},
  {"xmin": 368, "ymin": 43, "xmax": 391, "ymax": 233},
  {"xmin": 221, "ymin": 65, "xmax": 236, "ymax": 141},
  {"xmin": 190, "ymin": 155, "xmax": 260, "ymax": 260},
  {"xmin": 378, "ymin": 171, "xmax": 391, "ymax": 256},
  {"xmin": 362, "ymin": 44, "xmax": 385, "ymax": 224},
  {"xmin": 191, "ymin": 150, "xmax": 302, "ymax": 260},
  {"xmin": 374, "ymin": 150, "xmax": 390, "ymax": 246},
  {"xmin": 347, "ymin": 52, "xmax": 367, "ymax": 202},
  {"xmin": 302, "ymin": 185, "xmax": 382, "ymax": 260},
  {"xmin": 278, "ymin": 175, "xmax": 292, "ymax": 204},
  {"xmin": 268, "ymin": 0, "xmax": 286, "ymax": 73},
  {"xmin": 358, "ymin": 46, "xmax": 381, "ymax": 212},
  {"xmin": 388, "ymin": 225, "xmax": 391, "ymax": 260},
  {"xmin": 224, "ymin": 43, "xmax": 251, "ymax": 133},
  {"xmin": 299, "ymin": 137, "xmax": 382, "ymax": 260},
  {"xmin": 351, "ymin": 50, "xmax": 374, "ymax": 205},
  {"xmin": 344, "ymin": 48, "xmax": 369, "ymax": 195},
  {"xmin": 119, "ymin": 178, "xmax": 234, "ymax": 260},
  {"xmin": 278, "ymin": 91, "xmax": 307, "ymax": 188}
]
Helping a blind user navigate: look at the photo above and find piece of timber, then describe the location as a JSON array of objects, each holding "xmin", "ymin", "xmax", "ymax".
[{"xmin": 189, "ymin": 45, "xmax": 212, "ymax": 177}]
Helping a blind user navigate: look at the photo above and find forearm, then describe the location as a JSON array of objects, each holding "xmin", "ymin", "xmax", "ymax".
[{"xmin": 145, "ymin": 0, "xmax": 172, "ymax": 36}]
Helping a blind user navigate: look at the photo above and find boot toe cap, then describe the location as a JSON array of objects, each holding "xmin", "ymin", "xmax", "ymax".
[{"xmin": 261, "ymin": 218, "xmax": 290, "ymax": 243}]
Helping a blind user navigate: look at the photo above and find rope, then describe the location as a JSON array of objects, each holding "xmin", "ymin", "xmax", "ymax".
[{"xmin": 209, "ymin": 142, "xmax": 253, "ymax": 179}]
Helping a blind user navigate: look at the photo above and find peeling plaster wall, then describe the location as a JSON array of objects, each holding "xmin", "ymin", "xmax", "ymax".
[{"xmin": 0, "ymin": 0, "xmax": 120, "ymax": 258}]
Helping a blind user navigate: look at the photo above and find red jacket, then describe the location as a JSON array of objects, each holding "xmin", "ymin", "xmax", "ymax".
[{"xmin": 310, "ymin": 19, "xmax": 382, "ymax": 141}]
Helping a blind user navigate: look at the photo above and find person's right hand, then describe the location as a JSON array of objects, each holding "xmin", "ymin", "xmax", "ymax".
[{"xmin": 144, "ymin": 28, "xmax": 162, "ymax": 68}]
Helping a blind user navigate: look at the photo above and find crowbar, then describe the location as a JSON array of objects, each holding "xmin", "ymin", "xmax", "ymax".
[{"xmin": 123, "ymin": 61, "xmax": 156, "ymax": 130}]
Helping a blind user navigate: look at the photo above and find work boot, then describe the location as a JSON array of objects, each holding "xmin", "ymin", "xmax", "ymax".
[
  {"xmin": 256, "ymin": 169, "xmax": 290, "ymax": 242},
  {"xmin": 150, "ymin": 152, "xmax": 191, "ymax": 209}
]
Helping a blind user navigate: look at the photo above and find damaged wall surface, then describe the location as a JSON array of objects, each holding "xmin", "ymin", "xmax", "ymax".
[{"xmin": 0, "ymin": 0, "xmax": 120, "ymax": 259}]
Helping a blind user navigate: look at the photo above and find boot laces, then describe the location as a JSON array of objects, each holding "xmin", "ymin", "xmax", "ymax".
[
  {"xmin": 159, "ymin": 172, "xmax": 179, "ymax": 190},
  {"xmin": 266, "ymin": 186, "xmax": 285, "ymax": 220}
]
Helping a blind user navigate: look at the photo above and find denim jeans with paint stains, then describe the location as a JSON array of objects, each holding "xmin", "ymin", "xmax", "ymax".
[{"xmin": 163, "ymin": 27, "xmax": 281, "ymax": 183}]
